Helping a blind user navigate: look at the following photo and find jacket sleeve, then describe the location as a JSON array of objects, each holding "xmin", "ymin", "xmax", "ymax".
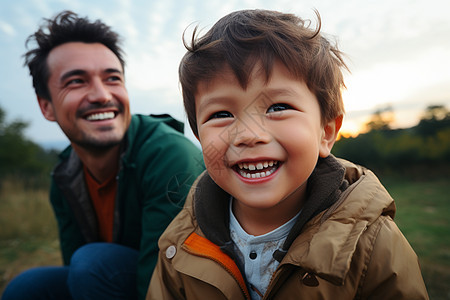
[
  {"xmin": 136, "ymin": 133, "xmax": 204, "ymax": 300},
  {"xmin": 360, "ymin": 215, "xmax": 429, "ymax": 299}
]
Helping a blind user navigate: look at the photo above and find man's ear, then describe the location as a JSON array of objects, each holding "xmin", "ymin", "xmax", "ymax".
[
  {"xmin": 319, "ymin": 114, "xmax": 343, "ymax": 158},
  {"xmin": 37, "ymin": 96, "xmax": 56, "ymax": 121}
]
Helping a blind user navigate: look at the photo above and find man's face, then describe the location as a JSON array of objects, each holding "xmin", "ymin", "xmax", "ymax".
[{"xmin": 39, "ymin": 42, "xmax": 131, "ymax": 149}]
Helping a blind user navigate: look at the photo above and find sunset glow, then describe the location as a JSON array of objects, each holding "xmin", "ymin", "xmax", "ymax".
[{"xmin": 1, "ymin": 0, "xmax": 449, "ymax": 147}]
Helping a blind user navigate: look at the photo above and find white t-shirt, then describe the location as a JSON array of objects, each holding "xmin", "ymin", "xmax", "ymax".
[{"xmin": 229, "ymin": 200, "xmax": 300, "ymax": 299}]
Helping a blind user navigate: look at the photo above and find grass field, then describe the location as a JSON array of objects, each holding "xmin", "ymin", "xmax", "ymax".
[
  {"xmin": 381, "ymin": 176, "xmax": 450, "ymax": 300},
  {"xmin": 0, "ymin": 180, "xmax": 61, "ymax": 295},
  {"xmin": 0, "ymin": 175, "xmax": 449, "ymax": 298}
]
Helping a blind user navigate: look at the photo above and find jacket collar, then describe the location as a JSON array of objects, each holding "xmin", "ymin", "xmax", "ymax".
[
  {"xmin": 274, "ymin": 155, "xmax": 348, "ymax": 261},
  {"xmin": 193, "ymin": 155, "xmax": 348, "ymax": 262},
  {"xmin": 191, "ymin": 157, "xmax": 396, "ymax": 286},
  {"xmin": 52, "ymin": 122, "xmax": 129, "ymax": 243},
  {"xmin": 52, "ymin": 114, "xmax": 186, "ymax": 243},
  {"xmin": 53, "ymin": 148, "xmax": 99, "ymax": 242},
  {"xmin": 281, "ymin": 162, "xmax": 396, "ymax": 285}
]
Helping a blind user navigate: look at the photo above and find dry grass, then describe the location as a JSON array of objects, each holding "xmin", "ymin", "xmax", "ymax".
[
  {"xmin": 0, "ymin": 179, "xmax": 61, "ymax": 294},
  {"xmin": 0, "ymin": 180, "xmax": 57, "ymax": 239},
  {"xmin": 1, "ymin": 177, "xmax": 449, "ymax": 298}
]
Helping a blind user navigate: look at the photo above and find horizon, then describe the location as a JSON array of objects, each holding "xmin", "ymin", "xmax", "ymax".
[{"xmin": 1, "ymin": 0, "xmax": 449, "ymax": 146}]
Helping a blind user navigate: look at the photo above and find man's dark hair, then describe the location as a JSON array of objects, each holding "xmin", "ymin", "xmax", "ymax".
[{"xmin": 24, "ymin": 10, "xmax": 125, "ymax": 100}]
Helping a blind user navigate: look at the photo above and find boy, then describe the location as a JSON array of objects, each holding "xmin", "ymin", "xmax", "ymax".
[{"xmin": 147, "ymin": 9, "xmax": 429, "ymax": 299}]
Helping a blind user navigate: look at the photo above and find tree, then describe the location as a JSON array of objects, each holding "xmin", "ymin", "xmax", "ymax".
[
  {"xmin": 0, "ymin": 106, "xmax": 31, "ymax": 173},
  {"xmin": 333, "ymin": 103, "xmax": 450, "ymax": 173},
  {"xmin": 365, "ymin": 105, "xmax": 395, "ymax": 132},
  {"xmin": 421, "ymin": 105, "xmax": 450, "ymax": 122},
  {"xmin": 0, "ymin": 105, "xmax": 58, "ymax": 187},
  {"xmin": 416, "ymin": 104, "xmax": 450, "ymax": 136}
]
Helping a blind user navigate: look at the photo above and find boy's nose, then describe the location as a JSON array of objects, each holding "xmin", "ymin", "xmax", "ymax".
[
  {"xmin": 231, "ymin": 118, "xmax": 271, "ymax": 147},
  {"xmin": 86, "ymin": 78, "xmax": 112, "ymax": 103}
]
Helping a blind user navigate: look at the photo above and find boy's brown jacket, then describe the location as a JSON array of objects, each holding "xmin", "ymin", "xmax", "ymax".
[{"xmin": 147, "ymin": 157, "xmax": 429, "ymax": 299}]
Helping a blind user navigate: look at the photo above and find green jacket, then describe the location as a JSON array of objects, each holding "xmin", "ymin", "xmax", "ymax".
[
  {"xmin": 50, "ymin": 114, "xmax": 204, "ymax": 300},
  {"xmin": 148, "ymin": 156, "xmax": 428, "ymax": 299}
]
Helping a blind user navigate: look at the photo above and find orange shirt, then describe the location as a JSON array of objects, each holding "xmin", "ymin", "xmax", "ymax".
[{"xmin": 83, "ymin": 166, "xmax": 117, "ymax": 242}]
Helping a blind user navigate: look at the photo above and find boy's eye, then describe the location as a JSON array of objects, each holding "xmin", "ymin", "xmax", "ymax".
[
  {"xmin": 209, "ymin": 111, "xmax": 233, "ymax": 120},
  {"xmin": 267, "ymin": 103, "xmax": 293, "ymax": 113}
]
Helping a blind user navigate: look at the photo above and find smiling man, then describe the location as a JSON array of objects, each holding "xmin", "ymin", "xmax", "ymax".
[{"xmin": 2, "ymin": 11, "xmax": 204, "ymax": 300}]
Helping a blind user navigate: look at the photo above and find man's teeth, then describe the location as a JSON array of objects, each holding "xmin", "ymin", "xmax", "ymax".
[
  {"xmin": 237, "ymin": 161, "xmax": 278, "ymax": 179},
  {"xmin": 86, "ymin": 112, "xmax": 115, "ymax": 121}
]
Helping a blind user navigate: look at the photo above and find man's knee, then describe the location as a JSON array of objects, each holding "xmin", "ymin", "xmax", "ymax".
[
  {"xmin": 2, "ymin": 267, "xmax": 70, "ymax": 300},
  {"xmin": 68, "ymin": 243, "xmax": 109, "ymax": 285},
  {"xmin": 69, "ymin": 242, "xmax": 138, "ymax": 273},
  {"xmin": 67, "ymin": 243, "xmax": 139, "ymax": 299}
]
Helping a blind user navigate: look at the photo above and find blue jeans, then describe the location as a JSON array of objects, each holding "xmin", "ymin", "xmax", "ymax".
[{"xmin": 2, "ymin": 243, "xmax": 139, "ymax": 300}]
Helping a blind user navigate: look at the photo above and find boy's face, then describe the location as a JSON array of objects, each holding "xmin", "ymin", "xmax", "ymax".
[{"xmin": 195, "ymin": 60, "xmax": 340, "ymax": 214}]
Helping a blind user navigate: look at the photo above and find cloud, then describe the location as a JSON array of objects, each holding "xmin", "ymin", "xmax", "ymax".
[
  {"xmin": 0, "ymin": 20, "xmax": 16, "ymax": 37},
  {"xmin": 2, "ymin": 0, "xmax": 450, "ymax": 144}
]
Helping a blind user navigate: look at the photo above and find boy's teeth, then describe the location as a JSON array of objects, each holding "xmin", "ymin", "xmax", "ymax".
[
  {"xmin": 236, "ymin": 160, "xmax": 278, "ymax": 179},
  {"xmin": 240, "ymin": 169, "xmax": 276, "ymax": 179},
  {"xmin": 238, "ymin": 160, "xmax": 277, "ymax": 170}
]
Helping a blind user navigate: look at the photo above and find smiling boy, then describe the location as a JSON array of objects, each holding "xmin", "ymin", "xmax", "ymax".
[{"xmin": 147, "ymin": 9, "xmax": 428, "ymax": 299}]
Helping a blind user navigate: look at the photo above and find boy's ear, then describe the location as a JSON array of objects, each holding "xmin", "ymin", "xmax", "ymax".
[
  {"xmin": 319, "ymin": 114, "xmax": 343, "ymax": 158},
  {"xmin": 37, "ymin": 96, "xmax": 56, "ymax": 122}
]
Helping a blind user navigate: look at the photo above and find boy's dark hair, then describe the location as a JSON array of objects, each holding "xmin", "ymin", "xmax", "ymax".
[
  {"xmin": 24, "ymin": 10, "xmax": 125, "ymax": 101},
  {"xmin": 179, "ymin": 9, "xmax": 348, "ymax": 136}
]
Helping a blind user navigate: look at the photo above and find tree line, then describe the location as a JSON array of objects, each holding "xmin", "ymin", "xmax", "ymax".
[
  {"xmin": 332, "ymin": 105, "xmax": 450, "ymax": 175},
  {"xmin": 0, "ymin": 106, "xmax": 58, "ymax": 188},
  {"xmin": 1, "ymin": 104, "xmax": 449, "ymax": 188}
]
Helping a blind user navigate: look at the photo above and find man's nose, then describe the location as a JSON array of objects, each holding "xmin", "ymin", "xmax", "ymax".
[{"xmin": 86, "ymin": 78, "xmax": 112, "ymax": 103}]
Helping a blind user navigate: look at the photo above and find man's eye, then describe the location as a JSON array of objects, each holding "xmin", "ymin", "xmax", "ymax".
[
  {"xmin": 65, "ymin": 78, "xmax": 83, "ymax": 86},
  {"xmin": 267, "ymin": 103, "xmax": 293, "ymax": 113},
  {"xmin": 209, "ymin": 111, "xmax": 233, "ymax": 119},
  {"xmin": 107, "ymin": 76, "xmax": 122, "ymax": 82}
]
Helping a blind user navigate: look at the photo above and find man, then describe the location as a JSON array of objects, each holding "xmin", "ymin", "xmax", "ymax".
[{"xmin": 2, "ymin": 11, "xmax": 204, "ymax": 300}]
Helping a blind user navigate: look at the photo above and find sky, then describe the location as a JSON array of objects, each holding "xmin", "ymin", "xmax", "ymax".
[{"xmin": 1, "ymin": 0, "xmax": 449, "ymax": 149}]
